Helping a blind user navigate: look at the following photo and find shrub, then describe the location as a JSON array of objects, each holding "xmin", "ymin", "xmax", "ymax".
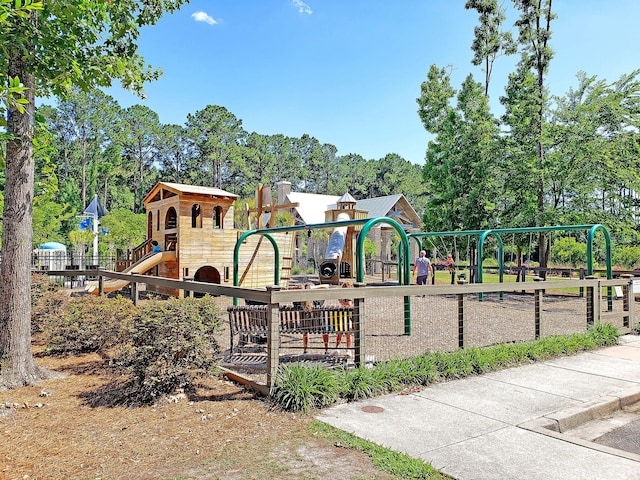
[
  {"xmin": 114, "ymin": 295, "xmax": 222, "ymax": 404},
  {"xmin": 550, "ymin": 237, "xmax": 587, "ymax": 267},
  {"xmin": 612, "ymin": 245, "xmax": 640, "ymax": 269},
  {"xmin": 31, "ymin": 273, "xmax": 70, "ymax": 334},
  {"xmin": 270, "ymin": 364, "xmax": 338, "ymax": 413},
  {"xmin": 43, "ymin": 295, "xmax": 138, "ymax": 354}
]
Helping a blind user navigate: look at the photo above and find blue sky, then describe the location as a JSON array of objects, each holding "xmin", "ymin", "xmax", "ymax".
[{"xmin": 107, "ymin": 0, "xmax": 640, "ymax": 165}]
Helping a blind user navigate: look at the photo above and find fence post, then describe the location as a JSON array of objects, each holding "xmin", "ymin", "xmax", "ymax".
[
  {"xmin": 354, "ymin": 282, "xmax": 366, "ymax": 367},
  {"xmin": 585, "ymin": 275, "xmax": 599, "ymax": 326},
  {"xmin": 98, "ymin": 274, "xmax": 104, "ymax": 296},
  {"xmin": 131, "ymin": 281, "xmax": 139, "ymax": 306},
  {"xmin": 533, "ymin": 276, "xmax": 543, "ymax": 339},
  {"xmin": 621, "ymin": 274, "xmax": 633, "ymax": 329},
  {"xmin": 266, "ymin": 285, "xmax": 281, "ymax": 390},
  {"xmin": 457, "ymin": 279, "xmax": 468, "ymax": 348},
  {"xmin": 184, "ymin": 275, "xmax": 194, "ymax": 298}
]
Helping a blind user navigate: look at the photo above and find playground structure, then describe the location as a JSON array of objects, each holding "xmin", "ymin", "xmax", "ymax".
[
  {"xmin": 318, "ymin": 193, "xmax": 368, "ymax": 285},
  {"xmin": 85, "ymin": 177, "xmax": 615, "ymax": 319},
  {"xmin": 89, "ymin": 182, "xmax": 297, "ymax": 296},
  {"xmin": 91, "ymin": 181, "xmax": 420, "ymax": 297},
  {"xmin": 86, "ymin": 251, "xmax": 176, "ymax": 293}
]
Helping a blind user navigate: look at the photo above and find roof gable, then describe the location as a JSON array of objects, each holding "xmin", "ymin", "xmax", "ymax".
[
  {"xmin": 143, "ymin": 182, "xmax": 238, "ymax": 205},
  {"xmin": 284, "ymin": 192, "xmax": 340, "ymax": 224},
  {"xmin": 285, "ymin": 191, "xmax": 422, "ymax": 228}
]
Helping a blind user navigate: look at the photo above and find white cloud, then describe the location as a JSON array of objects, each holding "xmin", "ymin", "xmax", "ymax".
[
  {"xmin": 291, "ymin": 0, "xmax": 312, "ymax": 14},
  {"xmin": 192, "ymin": 11, "xmax": 218, "ymax": 25}
]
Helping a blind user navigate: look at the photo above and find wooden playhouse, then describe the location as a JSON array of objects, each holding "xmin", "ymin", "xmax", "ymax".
[{"xmin": 129, "ymin": 182, "xmax": 295, "ymax": 295}]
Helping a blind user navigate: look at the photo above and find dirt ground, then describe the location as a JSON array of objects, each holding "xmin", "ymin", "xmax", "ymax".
[{"xmin": 0, "ymin": 347, "xmax": 398, "ymax": 480}]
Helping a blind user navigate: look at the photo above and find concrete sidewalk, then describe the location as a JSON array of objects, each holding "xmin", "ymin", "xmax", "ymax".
[{"xmin": 317, "ymin": 336, "xmax": 640, "ymax": 480}]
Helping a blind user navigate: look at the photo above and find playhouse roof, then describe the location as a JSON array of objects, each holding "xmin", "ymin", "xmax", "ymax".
[
  {"xmin": 285, "ymin": 192, "xmax": 340, "ymax": 224},
  {"xmin": 284, "ymin": 191, "xmax": 423, "ymax": 229},
  {"xmin": 143, "ymin": 182, "xmax": 238, "ymax": 204}
]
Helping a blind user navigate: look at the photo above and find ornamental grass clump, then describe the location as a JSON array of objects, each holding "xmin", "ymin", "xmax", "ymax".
[
  {"xmin": 270, "ymin": 325, "xmax": 621, "ymax": 412},
  {"xmin": 340, "ymin": 366, "xmax": 386, "ymax": 401},
  {"xmin": 370, "ymin": 358, "xmax": 416, "ymax": 391},
  {"xmin": 589, "ymin": 323, "xmax": 619, "ymax": 346},
  {"xmin": 270, "ymin": 364, "xmax": 339, "ymax": 413},
  {"xmin": 406, "ymin": 355, "xmax": 440, "ymax": 386}
]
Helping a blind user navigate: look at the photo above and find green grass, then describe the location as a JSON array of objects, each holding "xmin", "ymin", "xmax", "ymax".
[{"xmin": 310, "ymin": 421, "xmax": 450, "ymax": 479}]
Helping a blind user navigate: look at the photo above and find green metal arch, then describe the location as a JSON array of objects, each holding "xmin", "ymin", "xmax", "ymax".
[
  {"xmin": 233, "ymin": 231, "xmax": 280, "ymax": 287},
  {"xmin": 356, "ymin": 217, "xmax": 411, "ymax": 285},
  {"xmin": 586, "ymin": 224, "xmax": 612, "ymax": 278},
  {"xmin": 356, "ymin": 217, "xmax": 411, "ymax": 334},
  {"xmin": 477, "ymin": 225, "xmax": 612, "ymax": 282},
  {"xmin": 410, "ymin": 230, "xmax": 504, "ymax": 284}
]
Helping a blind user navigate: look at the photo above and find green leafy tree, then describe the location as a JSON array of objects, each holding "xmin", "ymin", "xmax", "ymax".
[
  {"xmin": 370, "ymin": 153, "xmax": 426, "ymax": 202},
  {"xmin": 185, "ymin": 105, "xmax": 247, "ymax": 189},
  {"xmin": 418, "ymin": 68, "xmax": 501, "ymax": 233},
  {"xmin": 465, "ymin": 0, "xmax": 516, "ymax": 96},
  {"xmin": 157, "ymin": 123, "xmax": 193, "ymax": 184},
  {"xmin": 335, "ymin": 153, "xmax": 375, "ymax": 198},
  {"xmin": 268, "ymin": 134, "xmax": 302, "ymax": 187},
  {"xmin": 41, "ymin": 88, "xmax": 122, "ymax": 208},
  {"xmin": 512, "ymin": 0, "xmax": 556, "ymax": 272},
  {"xmin": 295, "ymin": 134, "xmax": 325, "ymax": 193},
  {"xmin": 0, "ymin": 2, "xmax": 41, "ymax": 163},
  {"xmin": 234, "ymin": 132, "xmax": 277, "ymax": 197},
  {"xmin": 99, "ymin": 208, "xmax": 146, "ymax": 253},
  {"xmin": 120, "ymin": 105, "xmax": 163, "ymax": 212},
  {"xmin": 0, "ymin": 0, "xmax": 188, "ymax": 388}
]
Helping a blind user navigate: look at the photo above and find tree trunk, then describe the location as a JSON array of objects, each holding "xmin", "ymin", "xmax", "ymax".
[
  {"xmin": 81, "ymin": 136, "xmax": 87, "ymax": 208},
  {"xmin": 0, "ymin": 10, "xmax": 48, "ymax": 388},
  {"xmin": 103, "ymin": 175, "xmax": 109, "ymax": 210}
]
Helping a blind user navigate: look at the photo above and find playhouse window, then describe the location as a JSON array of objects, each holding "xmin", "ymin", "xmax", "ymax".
[
  {"xmin": 214, "ymin": 206, "xmax": 223, "ymax": 228},
  {"xmin": 192, "ymin": 204, "xmax": 202, "ymax": 228},
  {"xmin": 147, "ymin": 211, "xmax": 153, "ymax": 238},
  {"xmin": 165, "ymin": 207, "xmax": 177, "ymax": 229}
]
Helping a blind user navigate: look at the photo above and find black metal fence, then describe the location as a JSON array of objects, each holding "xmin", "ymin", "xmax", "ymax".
[{"xmin": 32, "ymin": 253, "xmax": 117, "ymax": 271}]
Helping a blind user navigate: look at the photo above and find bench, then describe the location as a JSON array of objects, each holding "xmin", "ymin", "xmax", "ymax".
[{"xmin": 227, "ymin": 304, "xmax": 354, "ymax": 353}]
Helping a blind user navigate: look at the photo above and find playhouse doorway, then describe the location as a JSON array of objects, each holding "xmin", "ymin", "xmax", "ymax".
[{"xmin": 193, "ymin": 266, "xmax": 221, "ymax": 298}]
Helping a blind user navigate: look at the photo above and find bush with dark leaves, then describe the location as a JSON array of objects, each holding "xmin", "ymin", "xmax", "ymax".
[{"xmin": 114, "ymin": 295, "xmax": 223, "ymax": 404}]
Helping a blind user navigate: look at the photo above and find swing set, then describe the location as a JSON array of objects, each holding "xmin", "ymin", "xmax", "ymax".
[{"xmin": 410, "ymin": 224, "xmax": 612, "ymax": 285}]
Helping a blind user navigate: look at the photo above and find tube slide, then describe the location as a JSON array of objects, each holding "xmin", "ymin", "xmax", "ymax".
[
  {"xmin": 319, "ymin": 212, "xmax": 350, "ymax": 282},
  {"xmin": 325, "ymin": 212, "xmax": 350, "ymax": 259},
  {"xmin": 85, "ymin": 251, "xmax": 176, "ymax": 294}
]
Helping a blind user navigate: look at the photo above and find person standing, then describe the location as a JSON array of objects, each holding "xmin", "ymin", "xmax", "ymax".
[
  {"xmin": 412, "ymin": 250, "xmax": 433, "ymax": 285},
  {"xmin": 446, "ymin": 253, "xmax": 456, "ymax": 285}
]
